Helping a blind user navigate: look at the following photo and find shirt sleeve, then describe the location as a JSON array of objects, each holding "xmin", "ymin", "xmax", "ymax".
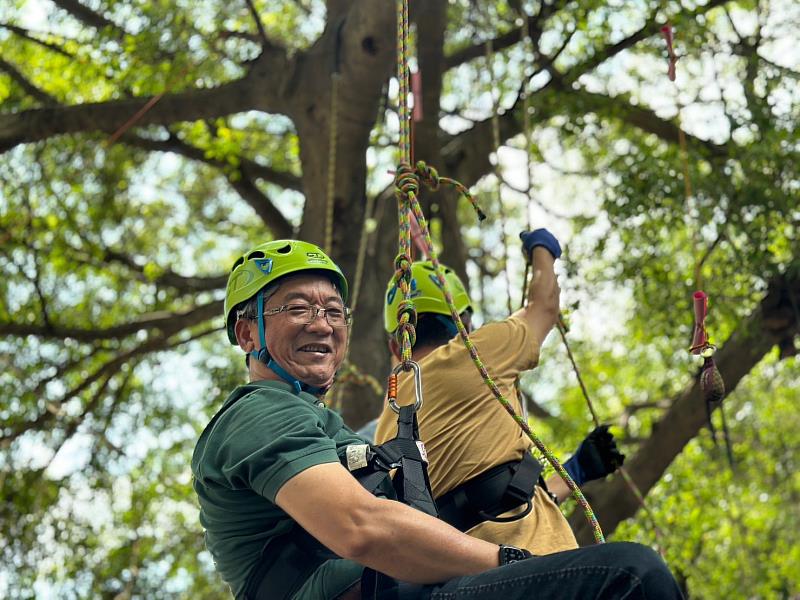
[
  {"xmin": 209, "ymin": 389, "xmax": 342, "ymax": 503},
  {"xmin": 449, "ymin": 315, "xmax": 540, "ymax": 379}
]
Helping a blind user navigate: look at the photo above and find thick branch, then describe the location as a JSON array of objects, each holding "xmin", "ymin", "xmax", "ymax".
[
  {"xmin": 102, "ymin": 248, "xmax": 229, "ymax": 292},
  {"xmin": 1, "ymin": 326, "xmax": 218, "ymax": 445},
  {"xmin": 444, "ymin": 2, "xmax": 562, "ymax": 70},
  {"xmin": 0, "ymin": 58, "xmax": 57, "ymax": 105},
  {"xmin": 229, "ymin": 174, "xmax": 295, "ymax": 238},
  {"xmin": 0, "ymin": 48, "xmax": 291, "ymax": 153},
  {"xmin": 441, "ymin": 81, "xmax": 729, "ymax": 193},
  {"xmin": 569, "ymin": 267, "xmax": 800, "ymax": 543},
  {"xmin": 565, "ymin": 88, "xmax": 729, "ymax": 158},
  {"xmin": 0, "ymin": 23, "xmax": 74, "ymax": 57},
  {"xmin": 127, "ymin": 133, "xmax": 302, "ymax": 191},
  {"xmin": 49, "ymin": 0, "xmax": 123, "ymax": 33},
  {"xmin": 0, "ymin": 300, "xmax": 221, "ymax": 342},
  {"xmin": 124, "ymin": 135, "xmax": 296, "ymax": 236}
]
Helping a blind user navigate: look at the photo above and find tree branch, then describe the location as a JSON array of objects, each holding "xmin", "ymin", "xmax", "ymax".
[
  {"xmin": 0, "ymin": 58, "xmax": 58, "ymax": 105},
  {"xmin": 243, "ymin": 0, "xmax": 270, "ymax": 49},
  {"xmin": 123, "ymin": 134, "xmax": 296, "ymax": 236},
  {"xmin": 0, "ymin": 48, "xmax": 292, "ymax": 153},
  {"xmin": 126, "ymin": 133, "xmax": 302, "ymax": 190},
  {"xmin": 49, "ymin": 0, "xmax": 124, "ymax": 34},
  {"xmin": 1, "ymin": 326, "xmax": 219, "ymax": 446},
  {"xmin": 229, "ymin": 172, "xmax": 295, "ymax": 238},
  {"xmin": 0, "ymin": 300, "xmax": 221, "ymax": 342},
  {"xmin": 101, "ymin": 247, "xmax": 229, "ymax": 292},
  {"xmin": 444, "ymin": 2, "xmax": 562, "ymax": 70},
  {"xmin": 569, "ymin": 266, "xmax": 800, "ymax": 543},
  {"xmin": 564, "ymin": 88, "xmax": 729, "ymax": 158},
  {"xmin": 0, "ymin": 22, "xmax": 74, "ymax": 57}
]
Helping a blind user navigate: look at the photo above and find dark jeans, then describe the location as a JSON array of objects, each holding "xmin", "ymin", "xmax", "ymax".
[{"xmin": 368, "ymin": 542, "xmax": 684, "ymax": 600}]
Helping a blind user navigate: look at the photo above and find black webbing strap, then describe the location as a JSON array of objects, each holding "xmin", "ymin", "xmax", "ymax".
[
  {"xmin": 374, "ymin": 404, "xmax": 438, "ymax": 517},
  {"xmin": 244, "ymin": 526, "xmax": 337, "ymax": 600},
  {"xmin": 436, "ymin": 452, "xmax": 544, "ymax": 533},
  {"xmin": 351, "ymin": 405, "xmax": 439, "ymax": 599}
]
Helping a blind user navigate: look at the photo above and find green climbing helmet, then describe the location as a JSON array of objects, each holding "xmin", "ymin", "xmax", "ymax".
[
  {"xmin": 224, "ymin": 239, "xmax": 349, "ymax": 344},
  {"xmin": 384, "ymin": 260, "xmax": 472, "ymax": 333}
]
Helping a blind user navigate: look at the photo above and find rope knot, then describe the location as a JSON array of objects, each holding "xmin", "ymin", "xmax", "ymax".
[
  {"xmin": 394, "ymin": 254, "xmax": 413, "ymax": 286},
  {"xmin": 395, "ymin": 320, "xmax": 417, "ymax": 350},
  {"xmin": 394, "ymin": 163, "xmax": 419, "ymax": 197},
  {"xmin": 396, "ymin": 299, "xmax": 418, "ymax": 329},
  {"xmin": 416, "ymin": 161, "xmax": 440, "ymax": 190}
]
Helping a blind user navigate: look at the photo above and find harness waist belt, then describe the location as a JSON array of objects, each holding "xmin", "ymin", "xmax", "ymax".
[{"xmin": 436, "ymin": 452, "xmax": 544, "ymax": 533}]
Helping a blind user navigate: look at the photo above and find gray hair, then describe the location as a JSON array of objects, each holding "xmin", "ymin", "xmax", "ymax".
[{"xmin": 235, "ymin": 282, "xmax": 281, "ymax": 322}]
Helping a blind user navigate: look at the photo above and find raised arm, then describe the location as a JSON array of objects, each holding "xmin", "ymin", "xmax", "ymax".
[{"xmin": 514, "ymin": 229, "xmax": 562, "ymax": 347}]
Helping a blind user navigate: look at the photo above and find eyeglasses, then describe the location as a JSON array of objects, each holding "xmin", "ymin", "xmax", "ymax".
[{"xmin": 263, "ymin": 303, "xmax": 352, "ymax": 327}]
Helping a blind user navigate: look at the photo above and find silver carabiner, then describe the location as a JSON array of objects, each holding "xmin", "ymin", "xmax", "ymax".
[{"xmin": 389, "ymin": 360, "xmax": 424, "ymax": 414}]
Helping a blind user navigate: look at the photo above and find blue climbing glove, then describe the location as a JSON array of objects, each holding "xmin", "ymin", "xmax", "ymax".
[
  {"xmin": 519, "ymin": 228, "xmax": 562, "ymax": 260},
  {"xmin": 563, "ymin": 425, "xmax": 625, "ymax": 486}
]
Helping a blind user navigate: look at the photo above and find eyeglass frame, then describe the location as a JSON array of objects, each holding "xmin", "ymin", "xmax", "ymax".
[{"xmin": 261, "ymin": 303, "xmax": 352, "ymax": 327}]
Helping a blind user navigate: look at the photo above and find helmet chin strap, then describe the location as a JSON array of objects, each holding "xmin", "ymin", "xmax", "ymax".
[{"xmin": 249, "ymin": 288, "xmax": 327, "ymax": 396}]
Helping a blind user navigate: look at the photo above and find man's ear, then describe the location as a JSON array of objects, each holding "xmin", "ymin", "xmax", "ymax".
[
  {"xmin": 462, "ymin": 310, "xmax": 474, "ymax": 333},
  {"xmin": 234, "ymin": 319, "xmax": 257, "ymax": 353},
  {"xmin": 387, "ymin": 336, "xmax": 401, "ymax": 360}
]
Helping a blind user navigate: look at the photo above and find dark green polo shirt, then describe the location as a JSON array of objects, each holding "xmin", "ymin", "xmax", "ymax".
[{"xmin": 191, "ymin": 380, "xmax": 368, "ymax": 599}]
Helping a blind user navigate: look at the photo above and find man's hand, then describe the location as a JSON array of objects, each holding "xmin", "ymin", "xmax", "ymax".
[
  {"xmin": 519, "ymin": 229, "xmax": 562, "ymax": 261},
  {"xmin": 563, "ymin": 425, "xmax": 625, "ymax": 486}
]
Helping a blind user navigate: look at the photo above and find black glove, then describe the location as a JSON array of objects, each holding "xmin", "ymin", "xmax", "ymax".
[
  {"xmin": 519, "ymin": 228, "xmax": 562, "ymax": 260},
  {"xmin": 563, "ymin": 425, "xmax": 625, "ymax": 486}
]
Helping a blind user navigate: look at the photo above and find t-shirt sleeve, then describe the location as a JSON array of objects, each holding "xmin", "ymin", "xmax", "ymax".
[
  {"xmin": 208, "ymin": 390, "xmax": 341, "ymax": 503},
  {"xmin": 468, "ymin": 315, "xmax": 540, "ymax": 378}
]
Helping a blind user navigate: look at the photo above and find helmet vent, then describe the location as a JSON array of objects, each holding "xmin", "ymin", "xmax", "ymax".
[
  {"xmin": 275, "ymin": 243, "xmax": 292, "ymax": 254},
  {"xmin": 247, "ymin": 251, "xmax": 265, "ymax": 260},
  {"xmin": 231, "ymin": 256, "xmax": 245, "ymax": 271}
]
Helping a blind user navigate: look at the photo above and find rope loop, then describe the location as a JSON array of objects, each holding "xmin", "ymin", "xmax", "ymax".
[
  {"xmin": 396, "ymin": 320, "xmax": 417, "ymax": 350},
  {"xmin": 394, "ymin": 163, "xmax": 419, "ymax": 197},
  {"xmin": 394, "ymin": 253, "xmax": 413, "ymax": 276},
  {"xmin": 416, "ymin": 161, "xmax": 440, "ymax": 191}
]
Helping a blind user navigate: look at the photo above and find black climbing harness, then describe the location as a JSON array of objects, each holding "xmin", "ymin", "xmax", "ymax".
[
  {"xmin": 246, "ymin": 362, "xmax": 437, "ymax": 600},
  {"xmin": 435, "ymin": 452, "xmax": 546, "ymax": 533}
]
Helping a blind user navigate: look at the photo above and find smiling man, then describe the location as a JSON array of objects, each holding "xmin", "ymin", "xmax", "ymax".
[{"xmin": 191, "ymin": 239, "xmax": 684, "ymax": 600}]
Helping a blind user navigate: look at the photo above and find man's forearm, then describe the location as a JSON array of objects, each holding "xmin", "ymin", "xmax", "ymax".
[{"xmin": 349, "ymin": 496, "xmax": 501, "ymax": 583}]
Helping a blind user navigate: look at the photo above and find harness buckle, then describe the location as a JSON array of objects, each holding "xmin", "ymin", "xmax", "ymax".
[{"xmin": 389, "ymin": 361, "xmax": 423, "ymax": 413}]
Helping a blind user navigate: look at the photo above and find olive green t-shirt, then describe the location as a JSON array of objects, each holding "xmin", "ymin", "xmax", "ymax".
[{"xmin": 191, "ymin": 380, "xmax": 367, "ymax": 599}]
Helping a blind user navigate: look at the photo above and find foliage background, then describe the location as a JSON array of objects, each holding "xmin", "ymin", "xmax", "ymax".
[{"xmin": 1, "ymin": 0, "xmax": 798, "ymax": 598}]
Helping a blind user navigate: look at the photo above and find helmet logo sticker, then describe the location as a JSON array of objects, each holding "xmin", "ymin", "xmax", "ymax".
[
  {"xmin": 254, "ymin": 258, "xmax": 273, "ymax": 274},
  {"xmin": 387, "ymin": 279, "xmax": 420, "ymax": 305}
]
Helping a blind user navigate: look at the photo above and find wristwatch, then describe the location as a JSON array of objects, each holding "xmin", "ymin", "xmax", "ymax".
[{"xmin": 499, "ymin": 544, "xmax": 532, "ymax": 565}]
